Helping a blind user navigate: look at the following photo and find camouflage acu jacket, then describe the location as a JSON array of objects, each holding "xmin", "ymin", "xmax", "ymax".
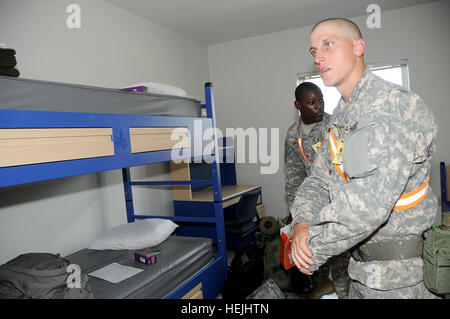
[
  {"xmin": 290, "ymin": 70, "xmax": 438, "ymax": 291},
  {"xmin": 285, "ymin": 113, "xmax": 331, "ymax": 208}
]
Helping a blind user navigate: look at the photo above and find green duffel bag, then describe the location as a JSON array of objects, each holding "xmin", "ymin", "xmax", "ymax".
[{"xmin": 422, "ymin": 226, "xmax": 450, "ymax": 295}]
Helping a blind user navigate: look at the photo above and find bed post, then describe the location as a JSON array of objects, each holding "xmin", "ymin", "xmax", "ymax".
[
  {"xmin": 204, "ymin": 82, "xmax": 228, "ymax": 275},
  {"xmin": 122, "ymin": 167, "xmax": 135, "ymax": 223},
  {"xmin": 203, "ymin": 82, "xmax": 223, "ymax": 202}
]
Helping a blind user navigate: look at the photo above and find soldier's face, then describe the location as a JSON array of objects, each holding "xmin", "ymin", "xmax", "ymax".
[
  {"xmin": 296, "ymin": 89, "xmax": 324, "ymax": 124},
  {"xmin": 309, "ymin": 23, "xmax": 358, "ymax": 90}
]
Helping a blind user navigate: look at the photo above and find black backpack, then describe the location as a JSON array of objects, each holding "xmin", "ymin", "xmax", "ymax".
[
  {"xmin": 0, "ymin": 253, "xmax": 93, "ymax": 299},
  {"xmin": 221, "ymin": 242, "xmax": 264, "ymax": 299}
]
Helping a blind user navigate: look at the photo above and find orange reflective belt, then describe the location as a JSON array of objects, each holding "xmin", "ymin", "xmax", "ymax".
[
  {"xmin": 393, "ymin": 176, "xmax": 430, "ymax": 210},
  {"xmin": 329, "ymin": 129, "xmax": 348, "ymax": 183},
  {"xmin": 297, "ymin": 138, "xmax": 313, "ymax": 165},
  {"xmin": 329, "ymin": 129, "xmax": 430, "ymax": 210}
]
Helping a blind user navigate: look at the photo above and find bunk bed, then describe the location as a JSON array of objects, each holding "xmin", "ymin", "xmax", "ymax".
[{"xmin": 0, "ymin": 76, "xmax": 227, "ymax": 299}]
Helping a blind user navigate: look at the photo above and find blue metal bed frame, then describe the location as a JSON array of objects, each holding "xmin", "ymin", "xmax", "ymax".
[{"xmin": 0, "ymin": 83, "xmax": 227, "ymax": 299}]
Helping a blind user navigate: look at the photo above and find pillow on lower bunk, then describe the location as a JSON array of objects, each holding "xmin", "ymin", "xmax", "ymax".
[{"xmin": 88, "ymin": 219, "xmax": 178, "ymax": 250}]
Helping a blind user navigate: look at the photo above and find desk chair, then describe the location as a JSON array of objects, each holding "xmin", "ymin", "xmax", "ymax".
[{"xmin": 224, "ymin": 188, "xmax": 261, "ymax": 250}]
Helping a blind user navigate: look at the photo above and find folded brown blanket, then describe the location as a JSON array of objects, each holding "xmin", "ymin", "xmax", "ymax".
[{"xmin": 0, "ymin": 67, "xmax": 20, "ymax": 77}]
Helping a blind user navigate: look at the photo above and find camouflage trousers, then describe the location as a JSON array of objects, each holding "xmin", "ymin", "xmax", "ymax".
[
  {"xmin": 349, "ymin": 280, "xmax": 442, "ymax": 299},
  {"xmin": 312, "ymin": 250, "xmax": 351, "ymax": 299}
]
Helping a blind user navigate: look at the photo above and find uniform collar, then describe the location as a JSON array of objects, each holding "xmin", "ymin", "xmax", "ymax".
[
  {"xmin": 347, "ymin": 68, "xmax": 372, "ymax": 104},
  {"xmin": 331, "ymin": 69, "xmax": 373, "ymax": 127},
  {"xmin": 297, "ymin": 114, "xmax": 328, "ymax": 139}
]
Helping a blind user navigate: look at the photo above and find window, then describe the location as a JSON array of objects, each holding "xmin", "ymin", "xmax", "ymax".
[{"xmin": 296, "ymin": 60, "xmax": 409, "ymax": 114}]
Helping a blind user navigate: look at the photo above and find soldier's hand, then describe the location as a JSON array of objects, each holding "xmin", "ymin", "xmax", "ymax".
[{"xmin": 292, "ymin": 222, "xmax": 314, "ymax": 275}]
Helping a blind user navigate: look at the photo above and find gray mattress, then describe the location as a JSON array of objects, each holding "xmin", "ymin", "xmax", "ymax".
[
  {"xmin": 0, "ymin": 76, "xmax": 201, "ymax": 117},
  {"xmin": 65, "ymin": 236, "xmax": 213, "ymax": 299}
]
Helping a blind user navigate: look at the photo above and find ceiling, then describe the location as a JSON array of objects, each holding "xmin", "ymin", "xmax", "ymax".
[{"xmin": 105, "ymin": 0, "xmax": 440, "ymax": 45}]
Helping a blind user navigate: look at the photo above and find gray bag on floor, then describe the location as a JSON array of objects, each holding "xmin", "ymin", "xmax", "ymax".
[
  {"xmin": 246, "ymin": 278, "xmax": 285, "ymax": 299},
  {"xmin": 0, "ymin": 253, "xmax": 93, "ymax": 299}
]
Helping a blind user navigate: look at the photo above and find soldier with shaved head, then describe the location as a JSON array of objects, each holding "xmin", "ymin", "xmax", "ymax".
[{"xmin": 290, "ymin": 18, "xmax": 440, "ymax": 298}]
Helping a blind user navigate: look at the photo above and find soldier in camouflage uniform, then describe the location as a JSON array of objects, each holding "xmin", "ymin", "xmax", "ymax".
[
  {"xmin": 285, "ymin": 82, "xmax": 351, "ymax": 298},
  {"xmin": 285, "ymin": 82, "xmax": 330, "ymax": 208},
  {"xmin": 284, "ymin": 83, "xmax": 330, "ymax": 295},
  {"xmin": 290, "ymin": 18, "xmax": 440, "ymax": 299}
]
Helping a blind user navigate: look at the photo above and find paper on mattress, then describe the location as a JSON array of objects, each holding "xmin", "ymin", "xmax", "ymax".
[{"xmin": 88, "ymin": 262, "xmax": 143, "ymax": 284}]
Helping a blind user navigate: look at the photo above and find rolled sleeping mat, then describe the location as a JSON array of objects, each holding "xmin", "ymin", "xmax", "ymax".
[{"xmin": 260, "ymin": 216, "xmax": 280, "ymax": 236}]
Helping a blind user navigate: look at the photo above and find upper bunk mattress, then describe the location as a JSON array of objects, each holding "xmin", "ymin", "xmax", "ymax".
[
  {"xmin": 65, "ymin": 235, "xmax": 213, "ymax": 299},
  {"xmin": 0, "ymin": 76, "xmax": 201, "ymax": 117}
]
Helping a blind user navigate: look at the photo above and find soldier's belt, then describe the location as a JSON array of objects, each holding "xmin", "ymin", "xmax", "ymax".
[{"xmin": 351, "ymin": 238, "xmax": 423, "ymax": 262}]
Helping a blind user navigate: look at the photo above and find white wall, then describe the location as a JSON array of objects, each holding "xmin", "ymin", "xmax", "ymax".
[
  {"xmin": 0, "ymin": 0, "xmax": 209, "ymax": 263},
  {"xmin": 1, "ymin": 0, "xmax": 448, "ymax": 265},
  {"xmin": 208, "ymin": 0, "xmax": 450, "ymax": 220}
]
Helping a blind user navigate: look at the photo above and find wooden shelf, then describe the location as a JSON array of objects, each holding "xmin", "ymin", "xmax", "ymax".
[
  {"xmin": 190, "ymin": 184, "xmax": 259, "ymax": 202},
  {"xmin": 189, "ymin": 184, "xmax": 261, "ymax": 208},
  {"xmin": 169, "ymin": 137, "xmax": 260, "ymax": 208}
]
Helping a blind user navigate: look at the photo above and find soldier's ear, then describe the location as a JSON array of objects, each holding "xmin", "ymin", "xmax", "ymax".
[
  {"xmin": 353, "ymin": 38, "xmax": 366, "ymax": 57},
  {"xmin": 294, "ymin": 100, "xmax": 301, "ymax": 110}
]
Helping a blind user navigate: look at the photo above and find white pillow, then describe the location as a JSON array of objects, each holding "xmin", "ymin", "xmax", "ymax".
[{"xmin": 88, "ymin": 219, "xmax": 178, "ymax": 250}]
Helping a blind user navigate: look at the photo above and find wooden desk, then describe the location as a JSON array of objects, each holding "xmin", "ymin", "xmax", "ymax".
[
  {"xmin": 172, "ymin": 184, "xmax": 263, "ymax": 245},
  {"xmin": 169, "ymin": 137, "xmax": 264, "ymax": 248},
  {"xmin": 190, "ymin": 184, "xmax": 261, "ymax": 208}
]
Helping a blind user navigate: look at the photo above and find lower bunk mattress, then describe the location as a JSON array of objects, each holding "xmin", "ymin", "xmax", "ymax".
[{"xmin": 65, "ymin": 236, "xmax": 213, "ymax": 299}]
